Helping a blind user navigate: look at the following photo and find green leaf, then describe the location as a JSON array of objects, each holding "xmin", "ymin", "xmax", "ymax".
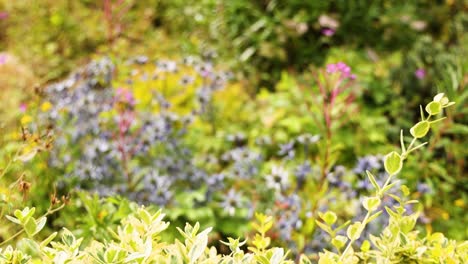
[
  {"xmin": 346, "ymin": 222, "xmax": 362, "ymax": 241},
  {"xmin": 315, "ymin": 220, "xmax": 332, "ymax": 235},
  {"xmin": 384, "ymin": 151, "xmax": 403, "ymax": 175},
  {"xmin": 400, "ymin": 130, "xmax": 406, "ymax": 153},
  {"xmin": 384, "ymin": 206, "xmax": 399, "ymax": 219},
  {"xmin": 5, "ymin": 215, "xmax": 21, "ymax": 225},
  {"xmin": 365, "ymin": 211, "xmax": 383, "ymax": 224},
  {"xmin": 425, "ymin": 101, "xmax": 441, "ymax": 115},
  {"xmin": 400, "ymin": 185, "xmax": 410, "ymax": 197},
  {"xmin": 360, "ymin": 240, "xmax": 371, "ymax": 252},
  {"xmin": 321, "ymin": 211, "xmax": 337, "ymax": 225},
  {"xmin": 410, "ymin": 121, "xmax": 430, "ymax": 138},
  {"xmin": 240, "ymin": 47, "xmax": 256, "ymax": 61},
  {"xmin": 188, "ymin": 227, "xmax": 212, "ymax": 263},
  {"xmin": 380, "ymin": 180, "xmax": 400, "ymax": 194},
  {"xmin": 331, "ymin": 235, "xmax": 348, "ymax": 250},
  {"xmin": 40, "ymin": 232, "xmax": 57, "ymax": 248},
  {"xmin": 24, "ymin": 218, "xmax": 37, "ymax": 237},
  {"xmin": 33, "ymin": 217, "xmax": 47, "ymax": 236},
  {"xmin": 299, "ymin": 255, "xmax": 312, "ymax": 264},
  {"xmin": 362, "ymin": 196, "xmax": 381, "ymax": 212},
  {"xmin": 269, "ymin": 248, "xmax": 285, "ymax": 264},
  {"xmin": 335, "ymin": 220, "xmax": 351, "ymax": 232},
  {"xmin": 433, "ymin": 93, "xmax": 445, "ymax": 102},
  {"xmin": 366, "ymin": 171, "xmax": 380, "ymax": 192},
  {"xmin": 15, "ymin": 148, "xmax": 39, "ymax": 162}
]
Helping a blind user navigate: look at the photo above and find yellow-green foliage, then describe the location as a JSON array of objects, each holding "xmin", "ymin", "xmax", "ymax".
[{"xmin": 1, "ymin": 207, "xmax": 297, "ymax": 264}]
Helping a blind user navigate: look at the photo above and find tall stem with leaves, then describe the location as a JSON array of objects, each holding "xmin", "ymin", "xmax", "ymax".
[{"xmin": 316, "ymin": 93, "xmax": 455, "ymax": 262}]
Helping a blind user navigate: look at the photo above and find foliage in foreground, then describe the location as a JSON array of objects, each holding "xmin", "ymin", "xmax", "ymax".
[
  {"xmin": 0, "ymin": 199, "xmax": 466, "ymax": 263},
  {"xmin": 1, "ymin": 93, "xmax": 467, "ymax": 263}
]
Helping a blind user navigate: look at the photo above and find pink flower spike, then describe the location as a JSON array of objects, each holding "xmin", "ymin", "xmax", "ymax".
[
  {"xmin": 326, "ymin": 62, "xmax": 355, "ymax": 80},
  {"xmin": 415, "ymin": 68, "xmax": 426, "ymax": 80}
]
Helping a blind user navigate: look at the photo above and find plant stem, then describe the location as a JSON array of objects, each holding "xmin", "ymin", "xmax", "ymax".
[
  {"xmin": 0, "ymin": 203, "xmax": 65, "ymax": 247},
  {"xmin": 340, "ymin": 211, "xmax": 371, "ymax": 261}
]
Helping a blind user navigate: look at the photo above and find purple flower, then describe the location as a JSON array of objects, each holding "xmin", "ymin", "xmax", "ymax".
[
  {"xmin": 415, "ymin": 68, "xmax": 426, "ymax": 80},
  {"xmin": 417, "ymin": 182, "xmax": 433, "ymax": 195},
  {"xmin": 321, "ymin": 28, "xmax": 335, "ymax": 37},
  {"xmin": 0, "ymin": 12, "xmax": 8, "ymax": 20},
  {"xmin": 326, "ymin": 62, "xmax": 356, "ymax": 80}
]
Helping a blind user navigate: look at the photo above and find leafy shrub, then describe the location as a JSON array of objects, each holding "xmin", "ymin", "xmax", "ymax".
[
  {"xmin": 157, "ymin": 0, "xmax": 466, "ymax": 87},
  {"xmin": 0, "ymin": 93, "xmax": 466, "ymax": 263}
]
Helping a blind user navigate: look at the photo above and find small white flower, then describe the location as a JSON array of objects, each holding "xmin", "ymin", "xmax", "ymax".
[{"xmin": 265, "ymin": 165, "xmax": 290, "ymax": 191}]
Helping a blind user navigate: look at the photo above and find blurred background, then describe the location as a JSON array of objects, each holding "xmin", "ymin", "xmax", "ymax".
[{"xmin": 0, "ymin": 0, "xmax": 466, "ymax": 258}]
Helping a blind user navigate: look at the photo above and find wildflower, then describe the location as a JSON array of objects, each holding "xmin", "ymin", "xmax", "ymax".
[
  {"xmin": 318, "ymin": 14, "xmax": 339, "ymax": 30},
  {"xmin": 415, "ymin": 68, "xmax": 426, "ymax": 80},
  {"xmin": 297, "ymin": 133, "xmax": 320, "ymax": 145},
  {"xmin": 416, "ymin": 182, "xmax": 433, "ymax": 195},
  {"xmin": 19, "ymin": 103, "xmax": 27, "ymax": 113},
  {"xmin": 265, "ymin": 165, "xmax": 290, "ymax": 191},
  {"xmin": 353, "ymin": 155, "xmax": 382, "ymax": 174},
  {"xmin": 220, "ymin": 189, "xmax": 243, "ymax": 216},
  {"xmin": 0, "ymin": 54, "xmax": 7, "ymax": 65},
  {"xmin": 40, "ymin": 101, "xmax": 53, "ymax": 112},
  {"xmin": 115, "ymin": 88, "xmax": 135, "ymax": 106},
  {"xmin": 182, "ymin": 56, "xmax": 196, "ymax": 66},
  {"xmin": 278, "ymin": 140, "xmax": 295, "ymax": 159},
  {"xmin": 21, "ymin": 115, "xmax": 33, "ymax": 125},
  {"xmin": 202, "ymin": 50, "xmax": 218, "ymax": 61},
  {"xmin": 133, "ymin": 55, "xmax": 148, "ymax": 65},
  {"xmin": 294, "ymin": 161, "xmax": 312, "ymax": 189},
  {"xmin": 326, "ymin": 62, "xmax": 356, "ymax": 80},
  {"xmin": 156, "ymin": 60, "xmax": 177, "ymax": 73},
  {"xmin": 196, "ymin": 87, "xmax": 212, "ymax": 106},
  {"xmin": 206, "ymin": 173, "xmax": 225, "ymax": 190},
  {"xmin": 195, "ymin": 63, "xmax": 213, "ymax": 78},
  {"xmin": 226, "ymin": 133, "xmax": 247, "ymax": 146},
  {"xmin": 454, "ymin": 199, "xmax": 464, "ymax": 208},
  {"xmin": 321, "ymin": 28, "xmax": 335, "ymax": 36},
  {"xmin": 179, "ymin": 75, "xmax": 194, "ymax": 86},
  {"xmin": 326, "ymin": 165, "xmax": 346, "ymax": 187},
  {"xmin": 142, "ymin": 171, "xmax": 174, "ymax": 206},
  {"xmin": 0, "ymin": 11, "xmax": 8, "ymax": 20}
]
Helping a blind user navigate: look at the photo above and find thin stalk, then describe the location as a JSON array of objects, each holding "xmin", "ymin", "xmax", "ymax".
[{"xmin": 0, "ymin": 203, "xmax": 65, "ymax": 247}]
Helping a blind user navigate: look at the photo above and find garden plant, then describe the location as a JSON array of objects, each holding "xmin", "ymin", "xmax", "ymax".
[{"xmin": 0, "ymin": 1, "xmax": 467, "ymax": 263}]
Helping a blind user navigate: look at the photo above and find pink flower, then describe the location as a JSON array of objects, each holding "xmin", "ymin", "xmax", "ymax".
[
  {"xmin": 415, "ymin": 68, "xmax": 426, "ymax": 80},
  {"xmin": 0, "ymin": 12, "xmax": 8, "ymax": 20},
  {"xmin": 326, "ymin": 63, "xmax": 337, "ymax": 73},
  {"xmin": 115, "ymin": 88, "xmax": 135, "ymax": 106},
  {"xmin": 321, "ymin": 28, "xmax": 335, "ymax": 37},
  {"xmin": 0, "ymin": 54, "xmax": 7, "ymax": 65},
  {"xmin": 326, "ymin": 62, "xmax": 356, "ymax": 80},
  {"xmin": 19, "ymin": 103, "xmax": 27, "ymax": 113}
]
